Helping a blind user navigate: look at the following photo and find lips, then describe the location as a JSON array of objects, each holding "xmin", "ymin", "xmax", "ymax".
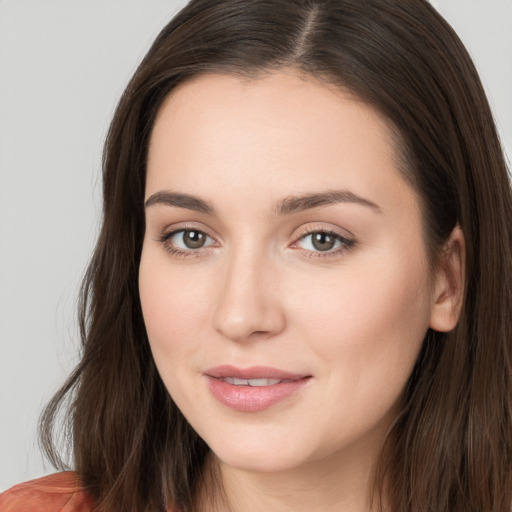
[{"xmin": 204, "ymin": 365, "xmax": 311, "ymax": 412}]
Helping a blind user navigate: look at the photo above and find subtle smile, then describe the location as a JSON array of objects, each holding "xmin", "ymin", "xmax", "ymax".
[{"xmin": 204, "ymin": 366, "xmax": 311, "ymax": 412}]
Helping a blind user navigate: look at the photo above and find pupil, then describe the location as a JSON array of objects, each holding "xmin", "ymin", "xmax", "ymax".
[
  {"xmin": 184, "ymin": 230, "xmax": 205, "ymax": 249},
  {"xmin": 312, "ymin": 232, "xmax": 335, "ymax": 251}
]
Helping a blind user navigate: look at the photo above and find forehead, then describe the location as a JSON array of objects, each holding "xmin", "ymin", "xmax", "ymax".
[{"xmin": 146, "ymin": 70, "xmax": 412, "ymax": 217}]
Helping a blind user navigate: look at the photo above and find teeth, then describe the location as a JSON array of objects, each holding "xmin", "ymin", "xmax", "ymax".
[
  {"xmin": 222, "ymin": 377, "xmax": 282, "ymax": 386},
  {"xmin": 248, "ymin": 378, "xmax": 281, "ymax": 386}
]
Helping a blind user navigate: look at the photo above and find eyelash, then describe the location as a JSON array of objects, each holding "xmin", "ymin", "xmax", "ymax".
[
  {"xmin": 159, "ymin": 228, "xmax": 216, "ymax": 259},
  {"xmin": 292, "ymin": 228, "xmax": 355, "ymax": 258},
  {"xmin": 158, "ymin": 227, "xmax": 355, "ymax": 259}
]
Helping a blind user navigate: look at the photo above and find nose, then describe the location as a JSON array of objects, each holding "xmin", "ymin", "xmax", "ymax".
[{"xmin": 212, "ymin": 249, "xmax": 286, "ymax": 343}]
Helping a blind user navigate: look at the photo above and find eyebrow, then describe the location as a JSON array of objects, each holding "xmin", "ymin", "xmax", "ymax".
[
  {"xmin": 144, "ymin": 189, "xmax": 381, "ymax": 215},
  {"xmin": 275, "ymin": 190, "xmax": 382, "ymax": 215},
  {"xmin": 144, "ymin": 191, "xmax": 215, "ymax": 214}
]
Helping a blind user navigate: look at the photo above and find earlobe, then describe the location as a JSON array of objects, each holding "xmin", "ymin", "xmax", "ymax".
[{"xmin": 429, "ymin": 225, "xmax": 466, "ymax": 332}]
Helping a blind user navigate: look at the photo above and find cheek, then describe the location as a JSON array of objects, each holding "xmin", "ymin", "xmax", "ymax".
[
  {"xmin": 139, "ymin": 249, "xmax": 210, "ymax": 359},
  {"xmin": 139, "ymin": 251, "xmax": 215, "ymax": 412},
  {"xmin": 285, "ymin": 254, "xmax": 431, "ymax": 446},
  {"xmin": 289, "ymin": 247, "xmax": 432, "ymax": 384}
]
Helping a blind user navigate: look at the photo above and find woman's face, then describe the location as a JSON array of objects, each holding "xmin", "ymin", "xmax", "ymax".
[{"xmin": 139, "ymin": 71, "xmax": 451, "ymax": 475}]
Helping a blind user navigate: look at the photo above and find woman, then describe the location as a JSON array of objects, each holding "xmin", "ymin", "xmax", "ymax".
[{"xmin": 2, "ymin": 0, "xmax": 511, "ymax": 511}]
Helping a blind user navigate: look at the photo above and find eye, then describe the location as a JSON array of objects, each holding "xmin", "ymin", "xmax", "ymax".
[
  {"xmin": 161, "ymin": 229, "xmax": 215, "ymax": 253},
  {"xmin": 295, "ymin": 230, "xmax": 354, "ymax": 254}
]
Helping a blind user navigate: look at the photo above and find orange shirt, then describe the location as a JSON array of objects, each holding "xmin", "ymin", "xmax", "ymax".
[{"xmin": 0, "ymin": 472, "xmax": 95, "ymax": 512}]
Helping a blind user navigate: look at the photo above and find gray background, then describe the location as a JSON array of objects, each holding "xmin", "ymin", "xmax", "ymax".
[{"xmin": 1, "ymin": 0, "xmax": 511, "ymax": 492}]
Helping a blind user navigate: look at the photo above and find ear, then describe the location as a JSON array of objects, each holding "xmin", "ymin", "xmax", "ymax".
[{"xmin": 429, "ymin": 225, "xmax": 466, "ymax": 332}]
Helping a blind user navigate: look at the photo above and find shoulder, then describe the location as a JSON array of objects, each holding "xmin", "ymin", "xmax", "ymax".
[{"xmin": 0, "ymin": 472, "xmax": 95, "ymax": 512}]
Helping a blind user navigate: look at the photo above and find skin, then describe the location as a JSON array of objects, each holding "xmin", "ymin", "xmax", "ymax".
[{"xmin": 139, "ymin": 70, "xmax": 464, "ymax": 512}]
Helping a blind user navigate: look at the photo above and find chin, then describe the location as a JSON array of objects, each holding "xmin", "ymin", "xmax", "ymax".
[
  {"xmin": 199, "ymin": 424, "xmax": 321, "ymax": 475},
  {"xmin": 215, "ymin": 446, "xmax": 308, "ymax": 474}
]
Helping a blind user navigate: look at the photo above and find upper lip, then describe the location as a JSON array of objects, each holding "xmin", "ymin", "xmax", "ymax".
[{"xmin": 204, "ymin": 365, "xmax": 309, "ymax": 381}]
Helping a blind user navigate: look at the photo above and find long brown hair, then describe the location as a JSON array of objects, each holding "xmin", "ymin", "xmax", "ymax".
[{"xmin": 40, "ymin": 1, "xmax": 512, "ymax": 511}]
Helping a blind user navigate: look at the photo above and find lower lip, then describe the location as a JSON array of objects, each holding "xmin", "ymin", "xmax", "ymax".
[{"xmin": 205, "ymin": 376, "xmax": 311, "ymax": 412}]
